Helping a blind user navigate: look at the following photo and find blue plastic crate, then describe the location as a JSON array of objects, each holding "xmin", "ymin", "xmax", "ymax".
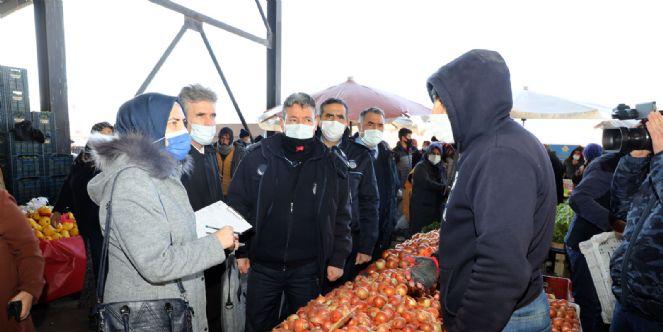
[
  {"xmin": 42, "ymin": 132, "xmax": 55, "ymax": 154},
  {"xmin": 0, "ymin": 131, "xmax": 8, "ymax": 157},
  {"xmin": 8, "ymin": 132, "xmax": 42, "ymax": 156},
  {"xmin": 32, "ymin": 112, "xmax": 55, "ymax": 133},
  {"xmin": 42, "ymin": 175, "xmax": 67, "ymax": 204},
  {"xmin": 11, "ymin": 155, "xmax": 42, "ymax": 179},
  {"xmin": 11, "ymin": 177, "xmax": 42, "ymax": 205},
  {"xmin": 44, "ymin": 154, "xmax": 73, "ymax": 176}
]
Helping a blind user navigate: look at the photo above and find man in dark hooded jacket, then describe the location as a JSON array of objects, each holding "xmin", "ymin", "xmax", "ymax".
[{"xmin": 427, "ymin": 49, "xmax": 556, "ymax": 331}]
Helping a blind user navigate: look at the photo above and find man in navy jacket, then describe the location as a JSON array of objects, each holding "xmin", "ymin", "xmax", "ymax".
[{"xmin": 427, "ymin": 49, "xmax": 556, "ymax": 331}]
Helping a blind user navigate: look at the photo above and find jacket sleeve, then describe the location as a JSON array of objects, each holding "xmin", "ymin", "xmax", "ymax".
[
  {"xmin": 568, "ymin": 164, "xmax": 612, "ymax": 231},
  {"xmin": 108, "ymin": 170, "xmax": 226, "ymax": 283},
  {"xmin": 649, "ymin": 153, "xmax": 663, "ymax": 205},
  {"xmin": 329, "ymin": 173, "xmax": 353, "ymax": 269},
  {"xmin": 413, "ymin": 163, "xmax": 447, "ymax": 192},
  {"xmin": 356, "ymin": 154, "xmax": 380, "ymax": 255},
  {"xmin": 453, "ymin": 148, "xmax": 539, "ymax": 331},
  {"xmin": 227, "ymin": 153, "xmax": 255, "ymax": 258},
  {"xmin": 611, "ymin": 155, "xmax": 650, "ymax": 220},
  {"xmin": 0, "ymin": 191, "xmax": 45, "ymax": 300}
]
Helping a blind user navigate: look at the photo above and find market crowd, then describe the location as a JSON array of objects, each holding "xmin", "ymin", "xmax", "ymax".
[{"xmin": 2, "ymin": 49, "xmax": 662, "ymax": 332}]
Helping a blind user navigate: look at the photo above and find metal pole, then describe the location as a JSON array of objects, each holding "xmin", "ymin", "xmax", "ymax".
[
  {"xmin": 266, "ymin": 0, "xmax": 282, "ymax": 138},
  {"xmin": 149, "ymin": 0, "xmax": 269, "ymax": 47},
  {"xmin": 135, "ymin": 22, "xmax": 189, "ymax": 96},
  {"xmin": 199, "ymin": 28, "xmax": 253, "ymax": 140},
  {"xmin": 34, "ymin": 0, "xmax": 70, "ymax": 154}
]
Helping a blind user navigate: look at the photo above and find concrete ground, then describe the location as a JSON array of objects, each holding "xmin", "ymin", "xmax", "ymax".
[{"xmin": 32, "ymin": 294, "xmax": 90, "ymax": 332}]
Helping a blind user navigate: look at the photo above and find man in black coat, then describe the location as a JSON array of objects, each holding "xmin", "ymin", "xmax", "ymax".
[
  {"xmin": 565, "ymin": 152, "xmax": 622, "ymax": 332},
  {"xmin": 317, "ymin": 98, "xmax": 379, "ymax": 285},
  {"xmin": 177, "ymin": 84, "xmax": 226, "ymax": 332},
  {"xmin": 353, "ymin": 107, "xmax": 400, "ymax": 260},
  {"xmin": 427, "ymin": 50, "xmax": 556, "ymax": 331},
  {"xmin": 227, "ymin": 93, "xmax": 352, "ymax": 331},
  {"xmin": 53, "ymin": 122, "xmax": 114, "ymax": 281}
]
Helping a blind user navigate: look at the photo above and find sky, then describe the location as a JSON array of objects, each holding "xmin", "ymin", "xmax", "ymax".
[{"xmin": 1, "ymin": 0, "xmax": 662, "ymax": 145}]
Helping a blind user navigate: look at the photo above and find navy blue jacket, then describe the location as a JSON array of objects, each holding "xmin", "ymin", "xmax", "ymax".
[
  {"xmin": 226, "ymin": 134, "xmax": 352, "ymax": 274},
  {"xmin": 338, "ymin": 136, "xmax": 380, "ymax": 256},
  {"xmin": 565, "ymin": 153, "xmax": 622, "ymax": 249},
  {"xmin": 427, "ymin": 49, "xmax": 556, "ymax": 331},
  {"xmin": 610, "ymin": 153, "xmax": 663, "ymax": 321}
]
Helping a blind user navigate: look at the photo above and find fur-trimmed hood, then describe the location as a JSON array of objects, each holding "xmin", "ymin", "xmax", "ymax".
[{"xmin": 87, "ymin": 133, "xmax": 193, "ymax": 204}]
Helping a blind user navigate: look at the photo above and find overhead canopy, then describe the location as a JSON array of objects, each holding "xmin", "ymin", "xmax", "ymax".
[
  {"xmin": 511, "ymin": 89, "xmax": 608, "ymax": 120},
  {"xmin": 260, "ymin": 78, "xmax": 431, "ymax": 129}
]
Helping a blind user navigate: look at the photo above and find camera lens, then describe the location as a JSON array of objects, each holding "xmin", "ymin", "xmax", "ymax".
[{"xmin": 603, "ymin": 127, "xmax": 652, "ymax": 154}]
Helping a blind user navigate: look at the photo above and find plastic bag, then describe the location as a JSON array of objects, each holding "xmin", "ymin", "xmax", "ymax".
[
  {"xmin": 39, "ymin": 235, "xmax": 87, "ymax": 302},
  {"xmin": 221, "ymin": 253, "xmax": 246, "ymax": 331}
]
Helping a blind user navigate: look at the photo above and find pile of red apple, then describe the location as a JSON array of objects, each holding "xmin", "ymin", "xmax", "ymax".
[{"xmin": 273, "ymin": 231, "xmax": 443, "ymax": 331}]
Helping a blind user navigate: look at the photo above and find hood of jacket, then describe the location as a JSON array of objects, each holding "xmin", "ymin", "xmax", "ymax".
[
  {"xmin": 87, "ymin": 133, "xmax": 192, "ymax": 204},
  {"xmin": 427, "ymin": 49, "xmax": 513, "ymax": 153}
]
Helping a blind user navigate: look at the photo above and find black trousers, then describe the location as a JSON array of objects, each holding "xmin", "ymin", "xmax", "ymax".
[
  {"xmin": 246, "ymin": 261, "xmax": 321, "ymax": 332},
  {"xmin": 567, "ymin": 246, "xmax": 610, "ymax": 332}
]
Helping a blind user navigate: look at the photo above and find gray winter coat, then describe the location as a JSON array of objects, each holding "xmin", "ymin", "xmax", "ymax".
[{"xmin": 87, "ymin": 134, "xmax": 227, "ymax": 332}]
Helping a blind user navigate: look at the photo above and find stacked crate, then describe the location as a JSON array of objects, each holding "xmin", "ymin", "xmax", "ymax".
[{"xmin": 0, "ymin": 65, "xmax": 72, "ymax": 204}]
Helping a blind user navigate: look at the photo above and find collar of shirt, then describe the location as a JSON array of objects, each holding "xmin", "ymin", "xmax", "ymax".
[
  {"xmin": 191, "ymin": 144, "xmax": 205, "ymax": 154},
  {"xmin": 356, "ymin": 135, "xmax": 379, "ymax": 159}
]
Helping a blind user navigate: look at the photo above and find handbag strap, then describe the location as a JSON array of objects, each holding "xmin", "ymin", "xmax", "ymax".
[{"xmin": 96, "ymin": 168, "xmax": 187, "ymax": 304}]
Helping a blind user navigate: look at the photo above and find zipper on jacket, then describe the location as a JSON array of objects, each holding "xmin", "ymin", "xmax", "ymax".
[{"xmin": 283, "ymin": 163, "xmax": 301, "ymax": 271}]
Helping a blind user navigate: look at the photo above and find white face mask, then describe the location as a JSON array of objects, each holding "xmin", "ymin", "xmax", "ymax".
[
  {"xmin": 428, "ymin": 154, "xmax": 442, "ymax": 165},
  {"xmin": 88, "ymin": 131, "xmax": 117, "ymax": 143},
  {"xmin": 321, "ymin": 121, "xmax": 346, "ymax": 143},
  {"xmin": 361, "ymin": 129, "xmax": 383, "ymax": 148},
  {"xmin": 284, "ymin": 123, "xmax": 315, "ymax": 140},
  {"xmin": 190, "ymin": 124, "xmax": 216, "ymax": 145},
  {"xmin": 573, "ymin": 155, "xmax": 580, "ymax": 161}
]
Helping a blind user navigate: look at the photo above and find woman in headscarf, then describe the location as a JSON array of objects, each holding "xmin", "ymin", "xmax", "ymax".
[
  {"xmin": 409, "ymin": 142, "xmax": 449, "ymax": 235},
  {"xmin": 564, "ymin": 146, "xmax": 585, "ymax": 186},
  {"xmin": 87, "ymin": 93, "xmax": 237, "ymax": 331}
]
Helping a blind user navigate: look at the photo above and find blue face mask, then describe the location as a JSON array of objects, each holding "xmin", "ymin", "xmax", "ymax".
[{"xmin": 159, "ymin": 128, "xmax": 191, "ymax": 161}]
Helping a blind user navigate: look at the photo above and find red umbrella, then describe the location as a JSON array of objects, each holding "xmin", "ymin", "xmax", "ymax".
[{"xmin": 262, "ymin": 78, "xmax": 431, "ymax": 124}]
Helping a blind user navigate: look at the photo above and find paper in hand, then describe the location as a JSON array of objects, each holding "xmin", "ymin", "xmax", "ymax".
[{"xmin": 195, "ymin": 200, "xmax": 252, "ymax": 238}]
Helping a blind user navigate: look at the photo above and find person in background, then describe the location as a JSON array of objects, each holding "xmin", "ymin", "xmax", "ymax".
[
  {"xmin": 227, "ymin": 92, "xmax": 352, "ymax": 331},
  {"xmin": 87, "ymin": 93, "xmax": 238, "ymax": 332},
  {"xmin": 1, "ymin": 190, "xmax": 45, "ymax": 332},
  {"xmin": 353, "ymin": 107, "xmax": 400, "ymax": 259},
  {"xmin": 441, "ymin": 142, "xmax": 458, "ymax": 190},
  {"xmin": 411, "ymin": 138, "xmax": 423, "ymax": 166},
  {"xmin": 177, "ymin": 84, "xmax": 226, "ymax": 332},
  {"xmin": 237, "ymin": 128, "xmax": 251, "ymax": 148},
  {"xmin": 564, "ymin": 146, "xmax": 585, "ymax": 186},
  {"xmin": 431, "ymin": 136, "xmax": 439, "ymax": 142},
  {"xmin": 565, "ymin": 151, "xmax": 623, "ymax": 332},
  {"xmin": 583, "ymin": 143, "xmax": 603, "ymax": 167},
  {"xmin": 422, "ymin": 140, "xmax": 431, "ymax": 151},
  {"xmin": 393, "ymin": 127, "xmax": 413, "ymax": 189},
  {"xmin": 52, "ymin": 121, "xmax": 114, "ymax": 285},
  {"xmin": 428, "ymin": 49, "xmax": 556, "ymax": 331},
  {"xmin": 409, "ymin": 142, "xmax": 448, "ymax": 235},
  {"xmin": 545, "ymin": 145, "xmax": 566, "ymax": 204},
  {"xmin": 216, "ymin": 127, "xmax": 247, "ymax": 202},
  {"xmin": 609, "ymin": 112, "xmax": 663, "ymax": 332},
  {"xmin": 318, "ymin": 97, "xmax": 379, "ymax": 285}
]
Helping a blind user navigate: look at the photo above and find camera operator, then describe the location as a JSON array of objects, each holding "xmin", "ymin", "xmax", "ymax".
[{"xmin": 609, "ymin": 111, "xmax": 663, "ymax": 331}]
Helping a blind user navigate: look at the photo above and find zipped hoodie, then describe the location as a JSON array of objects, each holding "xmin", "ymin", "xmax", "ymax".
[{"xmin": 427, "ymin": 49, "xmax": 556, "ymax": 331}]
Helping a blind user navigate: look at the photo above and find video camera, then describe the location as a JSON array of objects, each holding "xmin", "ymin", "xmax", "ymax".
[{"xmin": 603, "ymin": 102, "xmax": 662, "ymax": 153}]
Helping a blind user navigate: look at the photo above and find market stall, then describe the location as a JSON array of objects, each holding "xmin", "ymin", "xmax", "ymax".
[{"xmin": 22, "ymin": 199, "xmax": 87, "ymax": 303}]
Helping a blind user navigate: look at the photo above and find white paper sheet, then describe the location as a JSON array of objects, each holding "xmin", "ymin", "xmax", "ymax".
[{"xmin": 195, "ymin": 200, "xmax": 252, "ymax": 238}]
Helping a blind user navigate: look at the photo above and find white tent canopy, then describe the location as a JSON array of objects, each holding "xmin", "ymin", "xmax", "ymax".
[{"xmin": 511, "ymin": 89, "xmax": 609, "ymax": 120}]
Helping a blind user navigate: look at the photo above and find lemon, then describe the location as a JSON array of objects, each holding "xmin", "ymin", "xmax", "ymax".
[
  {"xmin": 60, "ymin": 230, "xmax": 71, "ymax": 238},
  {"xmin": 62, "ymin": 223, "xmax": 74, "ymax": 231},
  {"xmin": 35, "ymin": 230, "xmax": 44, "ymax": 239},
  {"xmin": 71, "ymin": 227, "xmax": 79, "ymax": 236},
  {"xmin": 43, "ymin": 225, "xmax": 56, "ymax": 236}
]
